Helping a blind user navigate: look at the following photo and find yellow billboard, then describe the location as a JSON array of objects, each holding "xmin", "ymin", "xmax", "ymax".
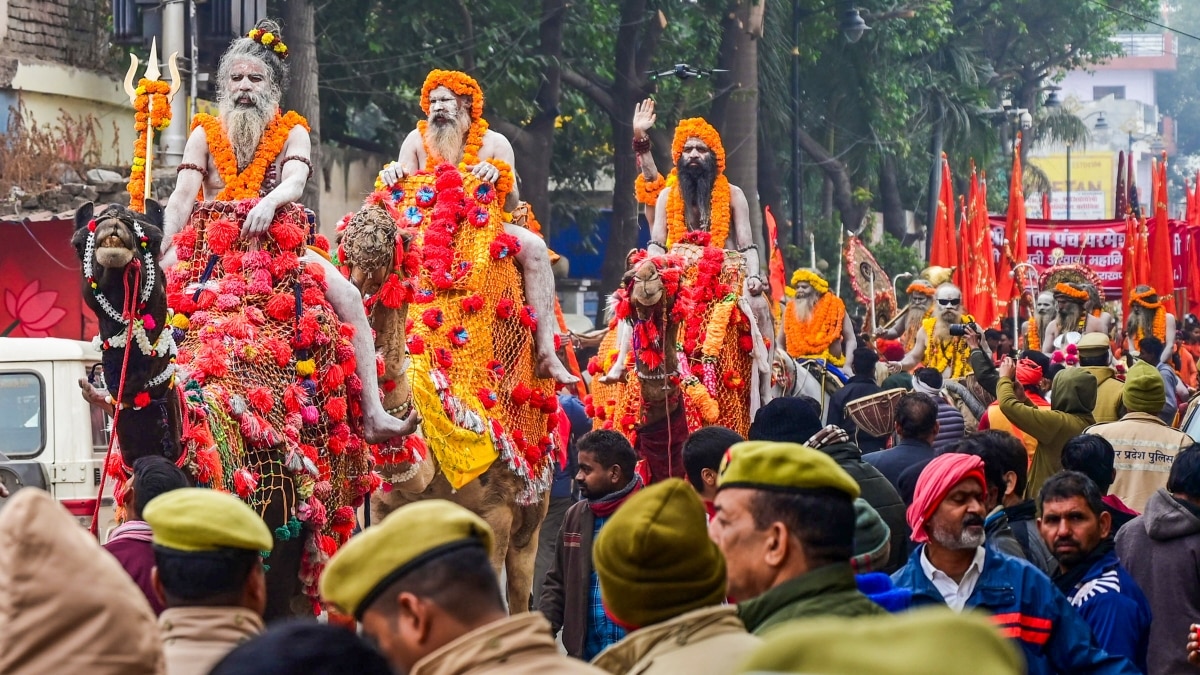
[{"xmin": 1026, "ymin": 152, "xmax": 1114, "ymax": 220}]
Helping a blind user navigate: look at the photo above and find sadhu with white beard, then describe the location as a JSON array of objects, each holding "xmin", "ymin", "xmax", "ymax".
[
  {"xmin": 160, "ymin": 19, "xmax": 415, "ymax": 442},
  {"xmin": 889, "ymin": 283, "xmax": 978, "ymax": 380},
  {"xmin": 1125, "ymin": 285, "xmax": 1178, "ymax": 364},
  {"xmin": 1021, "ymin": 291, "xmax": 1055, "ymax": 352},
  {"xmin": 876, "ymin": 279, "xmax": 935, "ymax": 353},
  {"xmin": 378, "ymin": 70, "xmax": 576, "ymax": 384},
  {"xmin": 1041, "ymin": 282, "xmax": 1107, "ymax": 354},
  {"xmin": 778, "ymin": 269, "xmax": 856, "ymax": 369}
]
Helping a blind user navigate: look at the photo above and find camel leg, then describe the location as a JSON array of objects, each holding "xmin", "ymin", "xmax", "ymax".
[
  {"xmin": 505, "ymin": 496, "xmax": 549, "ymax": 613},
  {"xmin": 480, "ymin": 504, "xmax": 515, "ymax": 604}
]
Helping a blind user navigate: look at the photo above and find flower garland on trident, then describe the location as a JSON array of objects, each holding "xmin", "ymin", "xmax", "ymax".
[
  {"xmin": 922, "ymin": 314, "xmax": 975, "ymax": 378},
  {"xmin": 128, "ymin": 79, "xmax": 172, "ymax": 212},
  {"xmin": 191, "ymin": 111, "xmax": 309, "ymax": 201}
]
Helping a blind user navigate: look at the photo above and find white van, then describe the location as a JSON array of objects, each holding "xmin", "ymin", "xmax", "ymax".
[{"xmin": 0, "ymin": 337, "xmax": 116, "ymax": 535}]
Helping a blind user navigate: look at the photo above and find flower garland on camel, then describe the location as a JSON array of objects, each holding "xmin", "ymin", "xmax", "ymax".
[
  {"xmin": 922, "ymin": 314, "xmax": 975, "ymax": 379},
  {"xmin": 191, "ymin": 110, "xmax": 309, "ymax": 201}
]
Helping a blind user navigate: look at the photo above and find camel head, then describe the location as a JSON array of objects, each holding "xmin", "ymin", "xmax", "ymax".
[
  {"xmin": 339, "ymin": 201, "xmax": 412, "ymax": 297},
  {"xmin": 71, "ymin": 201, "xmax": 165, "ymax": 271},
  {"xmin": 623, "ymin": 253, "xmax": 684, "ymax": 317}
]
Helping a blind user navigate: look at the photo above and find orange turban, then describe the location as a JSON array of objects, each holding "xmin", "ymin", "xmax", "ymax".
[
  {"xmin": 671, "ymin": 118, "xmax": 726, "ymax": 174},
  {"xmin": 420, "ymin": 70, "xmax": 484, "ymax": 121}
]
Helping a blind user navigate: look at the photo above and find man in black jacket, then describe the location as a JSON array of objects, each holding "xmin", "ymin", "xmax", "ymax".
[
  {"xmin": 827, "ymin": 348, "xmax": 888, "ymax": 453},
  {"xmin": 749, "ymin": 396, "xmax": 908, "ymax": 571}
]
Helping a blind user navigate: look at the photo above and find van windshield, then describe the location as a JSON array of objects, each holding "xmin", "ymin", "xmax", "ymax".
[{"xmin": 0, "ymin": 372, "xmax": 44, "ymax": 457}]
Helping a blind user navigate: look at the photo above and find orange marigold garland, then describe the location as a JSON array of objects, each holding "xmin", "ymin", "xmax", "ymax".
[
  {"xmin": 783, "ymin": 293, "xmax": 847, "ymax": 363},
  {"xmin": 1131, "ymin": 292, "xmax": 1167, "ymax": 343},
  {"xmin": 1054, "ymin": 282, "xmax": 1090, "ymax": 303},
  {"xmin": 192, "ymin": 110, "xmax": 309, "ymax": 201},
  {"xmin": 128, "ymin": 79, "xmax": 172, "ymax": 212},
  {"xmin": 420, "ymin": 70, "xmax": 485, "ymax": 121},
  {"xmin": 1026, "ymin": 318, "xmax": 1041, "ymax": 351},
  {"xmin": 635, "ymin": 174, "xmax": 667, "ymax": 206},
  {"xmin": 665, "ymin": 175, "xmax": 731, "ymax": 248}
]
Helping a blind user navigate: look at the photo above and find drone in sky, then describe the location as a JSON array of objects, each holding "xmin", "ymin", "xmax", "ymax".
[{"xmin": 647, "ymin": 64, "xmax": 728, "ymax": 81}]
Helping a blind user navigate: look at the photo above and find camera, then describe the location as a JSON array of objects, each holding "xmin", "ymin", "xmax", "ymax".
[{"xmin": 948, "ymin": 322, "xmax": 979, "ymax": 338}]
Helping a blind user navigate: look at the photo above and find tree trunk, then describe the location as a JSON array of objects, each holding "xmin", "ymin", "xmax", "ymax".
[
  {"xmin": 598, "ymin": 0, "xmax": 649, "ymax": 295},
  {"xmin": 797, "ymin": 126, "xmax": 866, "ymax": 231},
  {"xmin": 879, "ymin": 154, "xmax": 906, "ymax": 241},
  {"xmin": 504, "ymin": 0, "xmax": 566, "ymax": 237},
  {"xmin": 757, "ymin": 118, "xmax": 783, "ymax": 238},
  {"xmin": 281, "ymin": 0, "xmax": 321, "ymax": 220},
  {"xmin": 711, "ymin": 0, "xmax": 763, "ymax": 252}
]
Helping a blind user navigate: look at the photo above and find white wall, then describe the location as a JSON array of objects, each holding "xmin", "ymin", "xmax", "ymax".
[{"xmin": 1059, "ymin": 69, "xmax": 1156, "ymax": 105}]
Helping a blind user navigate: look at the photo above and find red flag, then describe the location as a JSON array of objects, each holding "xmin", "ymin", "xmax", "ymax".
[
  {"xmin": 1123, "ymin": 215, "xmax": 1140, "ymax": 320},
  {"xmin": 967, "ymin": 171, "xmax": 997, "ymax": 328},
  {"xmin": 930, "ymin": 153, "xmax": 959, "ymax": 277},
  {"xmin": 958, "ymin": 194, "xmax": 972, "ymax": 296},
  {"xmin": 1115, "ymin": 151, "xmax": 1127, "ymax": 217},
  {"xmin": 1150, "ymin": 155, "xmax": 1176, "ymax": 313},
  {"xmin": 1041, "ymin": 192, "xmax": 1051, "ymax": 220},
  {"xmin": 997, "ymin": 134, "xmax": 1027, "ymax": 310},
  {"xmin": 764, "ymin": 206, "xmax": 786, "ymax": 310}
]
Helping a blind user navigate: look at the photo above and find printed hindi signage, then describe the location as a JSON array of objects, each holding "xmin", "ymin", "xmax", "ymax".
[{"xmin": 988, "ymin": 218, "xmax": 1186, "ymax": 296}]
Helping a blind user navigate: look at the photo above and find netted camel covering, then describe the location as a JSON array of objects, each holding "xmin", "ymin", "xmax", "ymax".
[
  {"xmin": 380, "ymin": 166, "xmax": 558, "ymax": 502},
  {"xmin": 164, "ymin": 200, "xmax": 372, "ymax": 601},
  {"xmin": 587, "ymin": 244, "xmax": 756, "ymax": 438}
]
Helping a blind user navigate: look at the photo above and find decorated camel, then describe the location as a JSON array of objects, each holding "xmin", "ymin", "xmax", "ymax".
[
  {"xmin": 73, "ymin": 200, "xmax": 371, "ymax": 619},
  {"xmin": 338, "ymin": 167, "xmax": 559, "ymax": 612}
]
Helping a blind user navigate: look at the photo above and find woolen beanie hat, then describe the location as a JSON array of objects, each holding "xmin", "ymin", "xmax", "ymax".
[
  {"xmin": 592, "ymin": 478, "xmax": 726, "ymax": 628},
  {"xmin": 850, "ymin": 498, "xmax": 891, "ymax": 573},
  {"xmin": 1122, "ymin": 360, "xmax": 1167, "ymax": 413},
  {"xmin": 748, "ymin": 396, "xmax": 823, "ymax": 444}
]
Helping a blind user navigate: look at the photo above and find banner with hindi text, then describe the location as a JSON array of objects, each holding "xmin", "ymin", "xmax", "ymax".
[{"xmin": 988, "ymin": 217, "xmax": 1187, "ymax": 297}]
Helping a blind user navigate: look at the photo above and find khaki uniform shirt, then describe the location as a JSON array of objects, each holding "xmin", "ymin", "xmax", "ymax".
[
  {"xmin": 1088, "ymin": 413, "xmax": 1195, "ymax": 512},
  {"xmin": 591, "ymin": 605, "xmax": 760, "ymax": 675},
  {"xmin": 411, "ymin": 612, "xmax": 605, "ymax": 675},
  {"xmin": 160, "ymin": 606, "xmax": 263, "ymax": 675}
]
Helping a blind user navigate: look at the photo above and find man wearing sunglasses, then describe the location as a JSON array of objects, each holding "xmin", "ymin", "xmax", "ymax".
[{"xmin": 888, "ymin": 284, "xmax": 980, "ymax": 381}]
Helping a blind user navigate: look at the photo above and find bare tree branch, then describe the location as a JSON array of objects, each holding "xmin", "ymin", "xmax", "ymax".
[
  {"xmin": 562, "ymin": 68, "xmax": 617, "ymax": 116},
  {"xmin": 451, "ymin": 0, "xmax": 477, "ymax": 74}
]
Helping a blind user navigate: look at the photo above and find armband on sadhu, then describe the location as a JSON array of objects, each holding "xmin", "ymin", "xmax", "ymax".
[
  {"xmin": 492, "ymin": 158, "xmax": 516, "ymax": 205},
  {"xmin": 635, "ymin": 174, "xmax": 667, "ymax": 206}
]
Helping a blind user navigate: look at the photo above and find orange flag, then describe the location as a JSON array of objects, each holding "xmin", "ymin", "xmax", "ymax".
[
  {"xmin": 930, "ymin": 153, "xmax": 959, "ymax": 278},
  {"xmin": 764, "ymin": 206, "xmax": 787, "ymax": 310},
  {"xmin": 1123, "ymin": 214, "xmax": 1140, "ymax": 320},
  {"xmin": 1149, "ymin": 155, "xmax": 1176, "ymax": 314},
  {"xmin": 998, "ymin": 134, "xmax": 1027, "ymax": 310},
  {"xmin": 967, "ymin": 170, "xmax": 998, "ymax": 328}
]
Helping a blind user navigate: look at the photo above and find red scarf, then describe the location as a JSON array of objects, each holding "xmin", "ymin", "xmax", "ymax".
[{"xmin": 588, "ymin": 475, "xmax": 643, "ymax": 518}]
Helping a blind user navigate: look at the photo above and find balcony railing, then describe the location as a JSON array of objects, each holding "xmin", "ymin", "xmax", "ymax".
[{"xmin": 1112, "ymin": 33, "xmax": 1175, "ymax": 58}]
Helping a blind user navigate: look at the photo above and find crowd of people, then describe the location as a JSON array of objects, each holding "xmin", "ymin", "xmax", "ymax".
[{"xmin": 6, "ymin": 317, "xmax": 1200, "ymax": 674}]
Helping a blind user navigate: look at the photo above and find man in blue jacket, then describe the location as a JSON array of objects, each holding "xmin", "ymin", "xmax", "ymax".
[
  {"xmin": 1038, "ymin": 471, "xmax": 1151, "ymax": 672},
  {"xmin": 892, "ymin": 453, "xmax": 1138, "ymax": 675}
]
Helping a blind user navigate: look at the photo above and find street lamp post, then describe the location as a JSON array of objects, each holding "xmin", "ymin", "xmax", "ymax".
[{"xmin": 791, "ymin": 1, "xmax": 869, "ymax": 247}]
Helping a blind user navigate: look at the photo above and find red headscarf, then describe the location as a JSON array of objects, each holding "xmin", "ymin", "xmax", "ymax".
[
  {"xmin": 907, "ymin": 453, "xmax": 988, "ymax": 543},
  {"xmin": 1015, "ymin": 358, "xmax": 1043, "ymax": 387}
]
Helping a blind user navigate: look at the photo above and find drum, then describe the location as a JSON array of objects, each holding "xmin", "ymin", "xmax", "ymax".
[{"xmin": 845, "ymin": 388, "xmax": 906, "ymax": 438}]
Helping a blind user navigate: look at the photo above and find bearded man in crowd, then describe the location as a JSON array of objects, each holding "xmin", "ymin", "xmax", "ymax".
[
  {"xmin": 1021, "ymin": 291, "xmax": 1056, "ymax": 352},
  {"xmin": 1125, "ymin": 285, "xmax": 1178, "ymax": 364},
  {"xmin": 377, "ymin": 70, "xmax": 576, "ymax": 384},
  {"xmin": 1043, "ymin": 283, "xmax": 1107, "ymax": 354},
  {"xmin": 890, "ymin": 283, "xmax": 977, "ymax": 380},
  {"xmin": 779, "ymin": 269, "xmax": 856, "ymax": 369},
  {"xmin": 153, "ymin": 20, "xmax": 415, "ymax": 443},
  {"xmin": 877, "ymin": 279, "xmax": 935, "ymax": 352}
]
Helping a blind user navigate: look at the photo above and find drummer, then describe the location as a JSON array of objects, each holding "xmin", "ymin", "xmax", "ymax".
[{"xmin": 1041, "ymin": 282, "xmax": 1108, "ymax": 355}]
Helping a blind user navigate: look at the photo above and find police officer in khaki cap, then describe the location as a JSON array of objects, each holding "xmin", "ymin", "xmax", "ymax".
[
  {"xmin": 710, "ymin": 441, "xmax": 886, "ymax": 635},
  {"xmin": 321, "ymin": 500, "xmax": 604, "ymax": 675},
  {"xmin": 142, "ymin": 488, "xmax": 273, "ymax": 675},
  {"xmin": 1077, "ymin": 332, "xmax": 1124, "ymax": 423}
]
